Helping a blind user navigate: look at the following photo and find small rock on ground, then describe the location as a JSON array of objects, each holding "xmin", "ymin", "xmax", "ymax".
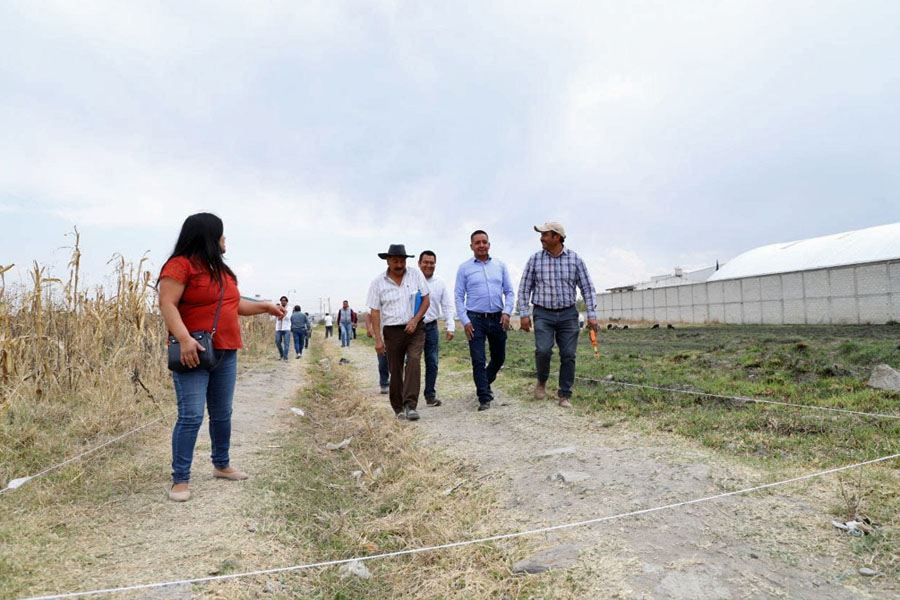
[
  {"xmin": 534, "ymin": 446, "xmax": 576, "ymax": 457},
  {"xmin": 512, "ymin": 544, "xmax": 579, "ymax": 574},
  {"xmin": 549, "ymin": 471, "xmax": 590, "ymax": 483},
  {"xmin": 325, "ymin": 438, "xmax": 352, "ymax": 450},
  {"xmin": 339, "ymin": 560, "xmax": 372, "ymax": 579},
  {"xmin": 868, "ymin": 364, "xmax": 900, "ymax": 391},
  {"xmin": 859, "ymin": 567, "xmax": 879, "ymax": 577}
]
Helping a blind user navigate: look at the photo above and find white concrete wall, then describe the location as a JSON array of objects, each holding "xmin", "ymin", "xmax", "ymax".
[{"xmin": 597, "ymin": 260, "xmax": 900, "ymax": 325}]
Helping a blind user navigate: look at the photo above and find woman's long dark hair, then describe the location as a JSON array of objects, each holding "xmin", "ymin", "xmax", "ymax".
[{"xmin": 160, "ymin": 212, "xmax": 237, "ymax": 285}]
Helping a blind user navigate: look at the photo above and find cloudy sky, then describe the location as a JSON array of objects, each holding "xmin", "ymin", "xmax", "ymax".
[{"xmin": 2, "ymin": 1, "xmax": 898, "ymax": 312}]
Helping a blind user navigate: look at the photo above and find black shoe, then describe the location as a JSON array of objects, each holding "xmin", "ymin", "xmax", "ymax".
[
  {"xmin": 478, "ymin": 402, "xmax": 491, "ymax": 411},
  {"xmin": 425, "ymin": 397, "xmax": 442, "ymax": 407},
  {"xmin": 380, "ymin": 386, "xmax": 389, "ymax": 394},
  {"xmin": 405, "ymin": 408, "xmax": 420, "ymax": 421}
]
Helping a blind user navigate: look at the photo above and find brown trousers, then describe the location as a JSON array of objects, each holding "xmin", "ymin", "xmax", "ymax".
[{"xmin": 382, "ymin": 322, "xmax": 426, "ymax": 413}]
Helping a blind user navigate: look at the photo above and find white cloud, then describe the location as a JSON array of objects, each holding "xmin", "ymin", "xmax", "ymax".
[
  {"xmin": 589, "ymin": 248, "xmax": 668, "ymax": 292},
  {"xmin": 2, "ymin": 0, "xmax": 899, "ymax": 304}
]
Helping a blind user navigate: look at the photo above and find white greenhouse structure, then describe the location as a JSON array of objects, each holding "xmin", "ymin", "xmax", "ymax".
[{"xmin": 597, "ymin": 222, "xmax": 900, "ymax": 325}]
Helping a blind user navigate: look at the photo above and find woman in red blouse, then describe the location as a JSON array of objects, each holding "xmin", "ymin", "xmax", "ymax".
[{"xmin": 158, "ymin": 213, "xmax": 286, "ymax": 502}]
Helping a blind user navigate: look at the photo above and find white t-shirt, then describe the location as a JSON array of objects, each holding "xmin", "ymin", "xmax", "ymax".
[
  {"xmin": 324, "ymin": 314, "xmax": 333, "ymax": 326},
  {"xmin": 275, "ymin": 310, "xmax": 291, "ymax": 331}
]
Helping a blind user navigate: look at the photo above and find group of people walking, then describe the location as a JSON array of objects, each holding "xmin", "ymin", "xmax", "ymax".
[
  {"xmin": 274, "ymin": 297, "xmax": 312, "ymax": 360},
  {"xmin": 158, "ymin": 212, "xmax": 597, "ymax": 502},
  {"xmin": 366, "ymin": 222, "xmax": 598, "ymax": 420}
]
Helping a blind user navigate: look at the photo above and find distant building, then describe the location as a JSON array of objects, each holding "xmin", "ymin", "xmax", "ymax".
[
  {"xmin": 598, "ymin": 222, "xmax": 900, "ymax": 325},
  {"xmin": 607, "ymin": 265, "xmax": 719, "ymax": 293}
]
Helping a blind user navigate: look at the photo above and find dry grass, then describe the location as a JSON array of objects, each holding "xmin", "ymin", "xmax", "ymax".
[
  {"xmin": 0, "ymin": 231, "xmax": 170, "ymax": 492},
  {"xmin": 226, "ymin": 339, "xmax": 571, "ymax": 599}
]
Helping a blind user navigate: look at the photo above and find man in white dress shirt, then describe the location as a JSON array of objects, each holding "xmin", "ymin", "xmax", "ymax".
[
  {"xmin": 367, "ymin": 244, "xmax": 431, "ymax": 421},
  {"xmin": 417, "ymin": 250, "xmax": 455, "ymax": 407}
]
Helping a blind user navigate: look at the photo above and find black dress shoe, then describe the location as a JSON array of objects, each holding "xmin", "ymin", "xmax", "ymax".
[
  {"xmin": 477, "ymin": 402, "xmax": 491, "ymax": 411},
  {"xmin": 425, "ymin": 397, "xmax": 442, "ymax": 407}
]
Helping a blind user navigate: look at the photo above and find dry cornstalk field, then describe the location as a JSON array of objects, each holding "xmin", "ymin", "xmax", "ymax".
[{"xmin": 0, "ymin": 231, "xmax": 270, "ymax": 492}]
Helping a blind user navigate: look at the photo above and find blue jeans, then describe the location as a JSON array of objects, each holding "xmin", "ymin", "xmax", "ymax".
[
  {"xmin": 423, "ymin": 320, "xmax": 440, "ymax": 399},
  {"xmin": 171, "ymin": 350, "xmax": 238, "ymax": 484},
  {"xmin": 340, "ymin": 321, "xmax": 353, "ymax": 346},
  {"xmin": 292, "ymin": 329, "xmax": 306, "ymax": 355},
  {"xmin": 377, "ymin": 353, "xmax": 390, "ymax": 387},
  {"xmin": 467, "ymin": 313, "xmax": 506, "ymax": 403},
  {"xmin": 275, "ymin": 330, "xmax": 290, "ymax": 359},
  {"xmin": 534, "ymin": 306, "xmax": 580, "ymax": 398}
]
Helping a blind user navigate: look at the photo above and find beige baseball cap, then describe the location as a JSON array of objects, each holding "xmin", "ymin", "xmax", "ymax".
[{"xmin": 534, "ymin": 221, "xmax": 566, "ymax": 237}]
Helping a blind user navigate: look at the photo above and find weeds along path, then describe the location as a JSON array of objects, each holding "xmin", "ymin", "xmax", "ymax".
[
  {"xmin": 340, "ymin": 339, "xmax": 897, "ymax": 600},
  {"xmin": 2, "ymin": 353, "xmax": 305, "ymax": 600}
]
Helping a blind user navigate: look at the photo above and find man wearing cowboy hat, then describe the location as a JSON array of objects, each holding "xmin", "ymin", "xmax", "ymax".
[
  {"xmin": 517, "ymin": 222, "xmax": 598, "ymax": 408},
  {"xmin": 366, "ymin": 244, "xmax": 431, "ymax": 421}
]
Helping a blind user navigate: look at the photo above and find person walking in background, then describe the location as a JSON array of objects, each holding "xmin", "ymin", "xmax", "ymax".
[
  {"xmin": 158, "ymin": 212, "xmax": 286, "ymax": 502},
  {"xmin": 274, "ymin": 296, "xmax": 291, "ymax": 361},
  {"xmin": 454, "ymin": 230, "xmax": 514, "ymax": 411},
  {"xmin": 418, "ymin": 250, "xmax": 455, "ymax": 407},
  {"xmin": 324, "ymin": 312, "xmax": 334, "ymax": 338},
  {"xmin": 367, "ymin": 244, "xmax": 430, "ymax": 421},
  {"xmin": 351, "ymin": 309, "xmax": 358, "ymax": 339},
  {"xmin": 290, "ymin": 305, "xmax": 309, "ymax": 358},
  {"xmin": 337, "ymin": 300, "xmax": 355, "ymax": 347},
  {"xmin": 304, "ymin": 312, "xmax": 311, "ymax": 348},
  {"xmin": 366, "ymin": 311, "xmax": 390, "ymax": 394},
  {"xmin": 518, "ymin": 222, "xmax": 599, "ymax": 408}
]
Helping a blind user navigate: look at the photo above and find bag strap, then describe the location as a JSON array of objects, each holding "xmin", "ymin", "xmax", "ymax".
[{"xmin": 210, "ymin": 279, "xmax": 226, "ymax": 337}]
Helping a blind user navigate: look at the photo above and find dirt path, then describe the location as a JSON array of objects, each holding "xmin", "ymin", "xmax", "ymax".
[
  {"xmin": 338, "ymin": 338, "xmax": 896, "ymax": 600},
  {"xmin": 17, "ymin": 357, "xmax": 306, "ymax": 599}
]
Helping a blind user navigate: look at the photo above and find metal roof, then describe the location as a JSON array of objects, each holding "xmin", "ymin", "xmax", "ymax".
[{"xmin": 707, "ymin": 222, "xmax": 900, "ymax": 281}]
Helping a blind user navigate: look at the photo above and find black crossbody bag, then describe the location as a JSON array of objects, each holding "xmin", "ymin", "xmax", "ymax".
[{"xmin": 167, "ymin": 283, "xmax": 225, "ymax": 373}]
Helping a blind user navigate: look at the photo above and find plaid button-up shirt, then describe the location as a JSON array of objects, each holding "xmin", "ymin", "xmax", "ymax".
[{"xmin": 516, "ymin": 247, "xmax": 597, "ymax": 319}]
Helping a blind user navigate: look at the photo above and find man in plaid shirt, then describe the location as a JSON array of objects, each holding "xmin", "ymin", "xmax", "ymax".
[{"xmin": 517, "ymin": 222, "xmax": 598, "ymax": 408}]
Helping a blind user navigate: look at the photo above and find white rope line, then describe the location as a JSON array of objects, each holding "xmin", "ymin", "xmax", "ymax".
[
  {"xmin": 19, "ymin": 451, "xmax": 900, "ymax": 600},
  {"xmin": 0, "ymin": 416, "xmax": 166, "ymax": 496},
  {"xmin": 503, "ymin": 366, "xmax": 900, "ymax": 420}
]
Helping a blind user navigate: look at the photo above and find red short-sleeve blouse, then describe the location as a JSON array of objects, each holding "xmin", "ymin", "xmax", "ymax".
[{"xmin": 160, "ymin": 256, "xmax": 243, "ymax": 350}]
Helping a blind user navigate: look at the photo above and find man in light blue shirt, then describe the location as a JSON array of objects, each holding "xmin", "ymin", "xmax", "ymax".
[{"xmin": 454, "ymin": 230, "xmax": 515, "ymax": 411}]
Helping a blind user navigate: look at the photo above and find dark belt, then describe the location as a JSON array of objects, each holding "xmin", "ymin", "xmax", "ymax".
[
  {"xmin": 534, "ymin": 304, "xmax": 575, "ymax": 313},
  {"xmin": 467, "ymin": 310, "xmax": 502, "ymax": 319}
]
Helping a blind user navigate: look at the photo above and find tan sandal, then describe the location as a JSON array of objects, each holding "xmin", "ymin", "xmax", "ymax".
[
  {"xmin": 168, "ymin": 484, "xmax": 191, "ymax": 502},
  {"xmin": 213, "ymin": 467, "xmax": 249, "ymax": 480}
]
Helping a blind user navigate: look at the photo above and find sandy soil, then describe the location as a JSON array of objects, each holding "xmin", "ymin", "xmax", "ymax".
[
  {"xmin": 12, "ymin": 358, "xmax": 305, "ymax": 600},
  {"xmin": 339, "ymin": 338, "xmax": 897, "ymax": 600}
]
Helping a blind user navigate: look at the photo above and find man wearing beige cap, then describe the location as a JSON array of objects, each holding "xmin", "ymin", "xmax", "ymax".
[{"xmin": 517, "ymin": 222, "xmax": 598, "ymax": 408}]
